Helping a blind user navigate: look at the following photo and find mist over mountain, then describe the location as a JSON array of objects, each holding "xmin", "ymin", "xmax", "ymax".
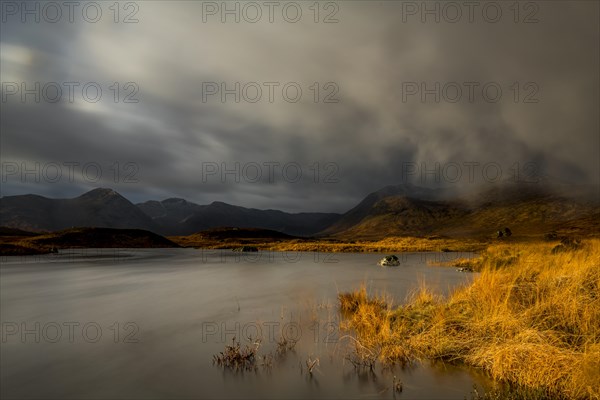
[{"xmin": 2, "ymin": 2, "xmax": 598, "ymax": 212}]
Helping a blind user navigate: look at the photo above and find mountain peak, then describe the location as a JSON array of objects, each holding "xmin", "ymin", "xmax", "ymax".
[
  {"xmin": 80, "ymin": 188, "xmax": 120, "ymax": 198},
  {"xmin": 162, "ymin": 197, "xmax": 189, "ymax": 205},
  {"xmin": 210, "ymin": 201, "xmax": 232, "ymax": 207}
]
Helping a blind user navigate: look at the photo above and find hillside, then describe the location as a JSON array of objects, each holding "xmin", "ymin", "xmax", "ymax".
[
  {"xmin": 320, "ymin": 184, "xmax": 450, "ymax": 235},
  {"xmin": 324, "ymin": 183, "xmax": 599, "ymax": 239}
]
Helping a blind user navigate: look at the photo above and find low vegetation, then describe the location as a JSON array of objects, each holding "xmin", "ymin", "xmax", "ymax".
[
  {"xmin": 171, "ymin": 234, "xmax": 489, "ymax": 253},
  {"xmin": 339, "ymin": 239, "xmax": 600, "ymax": 399},
  {"xmin": 212, "ymin": 337, "xmax": 263, "ymax": 371},
  {"xmin": 213, "ymin": 332, "xmax": 298, "ymax": 373}
]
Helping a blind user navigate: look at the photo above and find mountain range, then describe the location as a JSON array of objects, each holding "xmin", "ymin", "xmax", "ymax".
[
  {"xmin": 136, "ymin": 197, "xmax": 339, "ymax": 236},
  {"xmin": 0, "ymin": 188, "xmax": 339, "ymax": 237},
  {"xmin": 1, "ymin": 183, "xmax": 598, "ymax": 239}
]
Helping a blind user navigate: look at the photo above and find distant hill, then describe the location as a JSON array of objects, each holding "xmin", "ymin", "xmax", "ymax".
[
  {"xmin": 27, "ymin": 227, "xmax": 179, "ymax": 249},
  {"xmin": 323, "ymin": 183, "xmax": 599, "ymax": 239},
  {"xmin": 172, "ymin": 226, "xmax": 301, "ymax": 249},
  {"xmin": 136, "ymin": 198, "xmax": 340, "ymax": 236},
  {"xmin": 0, "ymin": 188, "xmax": 158, "ymax": 233},
  {"xmin": 0, "ymin": 227, "xmax": 179, "ymax": 256},
  {"xmin": 0, "ymin": 227, "xmax": 39, "ymax": 237}
]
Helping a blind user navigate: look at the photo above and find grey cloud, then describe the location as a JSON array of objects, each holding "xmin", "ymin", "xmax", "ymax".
[{"xmin": 1, "ymin": 1, "xmax": 598, "ymax": 212}]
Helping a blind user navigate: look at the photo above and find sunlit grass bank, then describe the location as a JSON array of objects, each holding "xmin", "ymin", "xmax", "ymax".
[
  {"xmin": 339, "ymin": 239, "xmax": 600, "ymax": 399},
  {"xmin": 172, "ymin": 234, "xmax": 489, "ymax": 253}
]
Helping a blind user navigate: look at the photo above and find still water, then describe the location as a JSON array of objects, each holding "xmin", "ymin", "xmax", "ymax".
[{"xmin": 1, "ymin": 248, "xmax": 487, "ymax": 399}]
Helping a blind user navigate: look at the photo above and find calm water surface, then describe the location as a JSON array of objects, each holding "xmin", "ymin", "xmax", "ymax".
[{"xmin": 1, "ymin": 248, "xmax": 488, "ymax": 399}]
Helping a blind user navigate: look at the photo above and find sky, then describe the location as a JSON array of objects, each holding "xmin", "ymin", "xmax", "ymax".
[{"xmin": 1, "ymin": 1, "xmax": 598, "ymax": 213}]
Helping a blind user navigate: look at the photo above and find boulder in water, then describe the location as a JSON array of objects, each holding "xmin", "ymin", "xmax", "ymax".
[
  {"xmin": 233, "ymin": 246, "xmax": 259, "ymax": 252},
  {"xmin": 378, "ymin": 255, "xmax": 400, "ymax": 267}
]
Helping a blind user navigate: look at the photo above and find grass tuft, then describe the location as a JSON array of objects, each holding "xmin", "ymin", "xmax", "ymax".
[{"xmin": 212, "ymin": 337, "xmax": 262, "ymax": 371}]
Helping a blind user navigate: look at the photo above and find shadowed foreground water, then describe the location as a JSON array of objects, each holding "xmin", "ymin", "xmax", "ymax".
[{"xmin": 1, "ymin": 248, "xmax": 489, "ymax": 399}]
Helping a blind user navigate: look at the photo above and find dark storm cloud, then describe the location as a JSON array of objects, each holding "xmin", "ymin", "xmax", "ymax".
[{"xmin": 1, "ymin": 1, "xmax": 598, "ymax": 212}]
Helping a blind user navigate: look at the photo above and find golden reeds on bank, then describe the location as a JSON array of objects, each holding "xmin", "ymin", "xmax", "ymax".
[
  {"xmin": 339, "ymin": 239, "xmax": 600, "ymax": 399},
  {"xmin": 170, "ymin": 234, "xmax": 489, "ymax": 253}
]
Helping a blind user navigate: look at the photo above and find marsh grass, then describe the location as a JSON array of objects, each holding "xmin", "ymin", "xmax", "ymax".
[
  {"xmin": 212, "ymin": 337, "xmax": 262, "ymax": 371},
  {"xmin": 339, "ymin": 239, "xmax": 600, "ymax": 399},
  {"xmin": 213, "ymin": 311, "xmax": 299, "ymax": 373},
  {"xmin": 276, "ymin": 335, "xmax": 297, "ymax": 356},
  {"xmin": 306, "ymin": 356, "xmax": 320, "ymax": 375}
]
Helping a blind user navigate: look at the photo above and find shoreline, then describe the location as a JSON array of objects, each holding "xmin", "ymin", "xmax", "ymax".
[{"xmin": 2, "ymin": 227, "xmax": 597, "ymax": 257}]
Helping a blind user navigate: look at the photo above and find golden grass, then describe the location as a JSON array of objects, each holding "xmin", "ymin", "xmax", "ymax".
[
  {"xmin": 171, "ymin": 235, "xmax": 489, "ymax": 253},
  {"xmin": 339, "ymin": 239, "xmax": 600, "ymax": 399}
]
